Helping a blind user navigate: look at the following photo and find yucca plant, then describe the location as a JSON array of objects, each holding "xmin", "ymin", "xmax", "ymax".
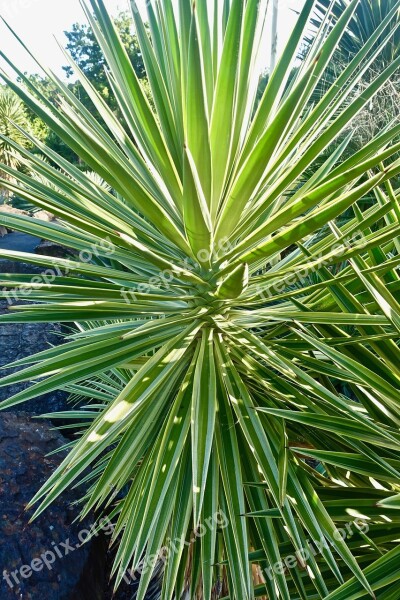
[
  {"xmin": 313, "ymin": 0, "xmax": 400, "ymax": 63},
  {"xmin": 1, "ymin": 1, "xmax": 400, "ymax": 598},
  {"xmin": 0, "ymin": 87, "xmax": 31, "ymax": 199},
  {"xmin": 310, "ymin": 0, "xmax": 400, "ymax": 149}
]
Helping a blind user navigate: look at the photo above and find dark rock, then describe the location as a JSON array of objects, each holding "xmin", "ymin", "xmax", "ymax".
[
  {"xmin": 0, "ymin": 260, "xmax": 43, "ymax": 277},
  {"xmin": 0, "ymin": 244, "xmax": 70, "ymax": 416},
  {"xmin": 35, "ymin": 239, "xmax": 77, "ymax": 259},
  {"xmin": 0, "ymin": 260, "xmax": 43, "ymax": 275},
  {"xmin": 0, "ymin": 301, "xmax": 68, "ymax": 415},
  {"xmin": 0, "ymin": 412, "xmax": 105, "ymax": 599}
]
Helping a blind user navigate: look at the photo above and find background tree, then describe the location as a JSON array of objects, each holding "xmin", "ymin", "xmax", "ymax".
[
  {"xmin": 17, "ymin": 73, "xmax": 80, "ymax": 165},
  {"xmin": 0, "ymin": 87, "xmax": 32, "ymax": 201},
  {"xmin": 14, "ymin": 12, "xmax": 148, "ymax": 167},
  {"xmin": 62, "ymin": 11, "xmax": 146, "ymax": 117}
]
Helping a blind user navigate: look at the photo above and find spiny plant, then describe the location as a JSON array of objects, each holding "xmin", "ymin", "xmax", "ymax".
[
  {"xmin": 310, "ymin": 0, "xmax": 400, "ymax": 149},
  {"xmin": 0, "ymin": 87, "xmax": 30, "ymax": 172},
  {"xmin": 0, "ymin": 1, "xmax": 400, "ymax": 598},
  {"xmin": 313, "ymin": 0, "xmax": 400, "ymax": 63}
]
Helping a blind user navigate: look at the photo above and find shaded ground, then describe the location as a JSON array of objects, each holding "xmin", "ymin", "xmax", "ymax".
[
  {"xmin": 0, "ymin": 300, "xmax": 68, "ymax": 415},
  {"xmin": 0, "ymin": 412, "xmax": 98, "ymax": 600}
]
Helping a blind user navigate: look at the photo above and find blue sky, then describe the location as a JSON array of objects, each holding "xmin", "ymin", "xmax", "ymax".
[{"xmin": 0, "ymin": 0, "xmax": 303, "ymax": 80}]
